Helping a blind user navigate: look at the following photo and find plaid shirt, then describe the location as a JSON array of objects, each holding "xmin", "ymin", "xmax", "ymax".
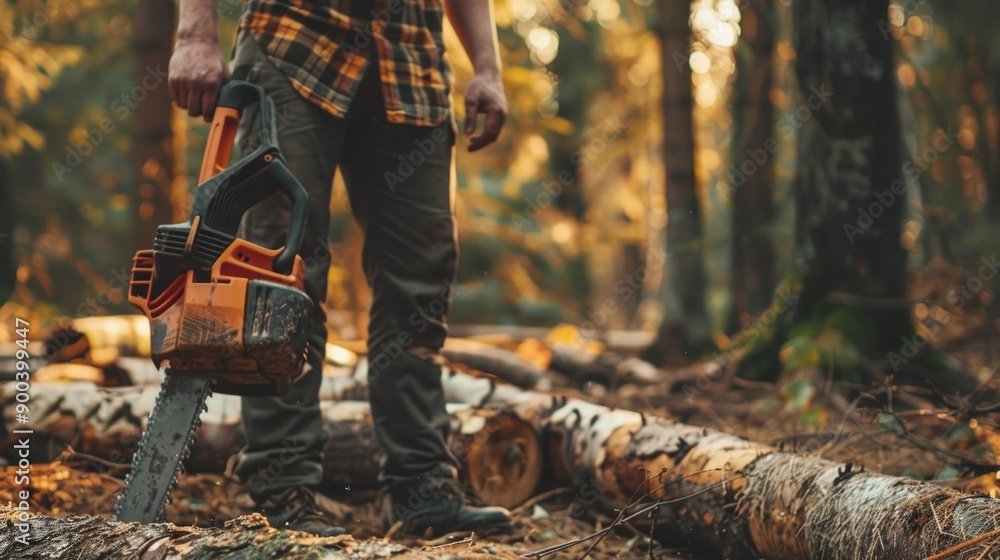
[{"xmin": 238, "ymin": 0, "xmax": 453, "ymax": 127}]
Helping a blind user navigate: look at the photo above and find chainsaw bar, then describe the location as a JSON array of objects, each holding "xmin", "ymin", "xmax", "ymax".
[{"xmin": 114, "ymin": 373, "xmax": 213, "ymax": 523}]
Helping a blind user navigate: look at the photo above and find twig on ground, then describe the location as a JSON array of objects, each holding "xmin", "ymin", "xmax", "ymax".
[
  {"xmin": 648, "ymin": 506, "xmax": 659, "ymax": 560},
  {"xmin": 523, "ymin": 478, "xmax": 734, "ymax": 559},
  {"xmin": 510, "ymin": 487, "xmax": 575, "ymax": 517},
  {"xmin": 922, "ymin": 527, "xmax": 1000, "ymax": 560}
]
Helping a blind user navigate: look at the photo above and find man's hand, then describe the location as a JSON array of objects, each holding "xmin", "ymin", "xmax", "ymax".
[
  {"xmin": 444, "ymin": 0, "xmax": 506, "ymax": 152},
  {"xmin": 169, "ymin": 40, "xmax": 229, "ymax": 121},
  {"xmin": 464, "ymin": 72, "xmax": 507, "ymax": 152}
]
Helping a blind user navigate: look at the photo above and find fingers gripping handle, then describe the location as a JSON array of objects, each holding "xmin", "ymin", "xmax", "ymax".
[
  {"xmin": 214, "ymin": 80, "xmax": 280, "ymax": 154},
  {"xmin": 194, "ymin": 80, "xmax": 306, "ymax": 275}
]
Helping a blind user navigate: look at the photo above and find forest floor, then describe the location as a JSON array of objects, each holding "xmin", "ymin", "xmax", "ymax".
[
  {"xmin": 5, "ymin": 348, "xmax": 1000, "ymax": 559},
  {"xmin": 0, "ymin": 460, "xmax": 695, "ymax": 559},
  {"xmin": 3, "ymin": 263, "xmax": 1000, "ymax": 558}
]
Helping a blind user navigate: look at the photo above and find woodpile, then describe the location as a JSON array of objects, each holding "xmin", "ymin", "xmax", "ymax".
[{"xmin": 0, "ymin": 381, "xmax": 542, "ymax": 509}]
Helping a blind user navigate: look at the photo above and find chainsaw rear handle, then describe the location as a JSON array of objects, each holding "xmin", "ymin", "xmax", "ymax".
[
  {"xmin": 192, "ymin": 80, "xmax": 307, "ymax": 275},
  {"xmin": 199, "ymin": 80, "xmax": 281, "ymax": 181}
]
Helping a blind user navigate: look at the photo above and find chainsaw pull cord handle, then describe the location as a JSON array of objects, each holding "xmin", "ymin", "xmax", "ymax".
[{"xmin": 194, "ymin": 80, "xmax": 308, "ymax": 275}]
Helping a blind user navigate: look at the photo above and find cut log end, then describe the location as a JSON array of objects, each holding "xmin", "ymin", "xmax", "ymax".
[{"xmin": 451, "ymin": 408, "xmax": 542, "ymax": 509}]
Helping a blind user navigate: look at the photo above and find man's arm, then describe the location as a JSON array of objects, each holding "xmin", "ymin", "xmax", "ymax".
[
  {"xmin": 169, "ymin": 0, "xmax": 229, "ymax": 120},
  {"xmin": 444, "ymin": 0, "xmax": 507, "ymax": 152}
]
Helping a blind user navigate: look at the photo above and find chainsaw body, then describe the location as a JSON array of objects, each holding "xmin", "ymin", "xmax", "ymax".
[
  {"xmin": 116, "ymin": 80, "xmax": 315, "ymax": 523},
  {"xmin": 127, "ymin": 81, "xmax": 311, "ymax": 397}
]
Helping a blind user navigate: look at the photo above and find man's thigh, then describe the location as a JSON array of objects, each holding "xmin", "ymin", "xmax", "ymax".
[
  {"xmin": 233, "ymin": 34, "xmax": 344, "ymax": 282},
  {"xmin": 230, "ymin": 32, "xmax": 345, "ymax": 494},
  {"xmin": 339, "ymin": 113, "xmax": 457, "ymax": 358}
]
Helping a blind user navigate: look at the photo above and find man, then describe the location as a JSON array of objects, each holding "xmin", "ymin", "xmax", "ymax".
[{"xmin": 168, "ymin": 0, "xmax": 510, "ymax": 537}]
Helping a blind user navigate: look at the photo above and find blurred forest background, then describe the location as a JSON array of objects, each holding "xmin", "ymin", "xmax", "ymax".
[{"xmin": 1, "ymin": 0, "xmax": 999, "ymax": 383}]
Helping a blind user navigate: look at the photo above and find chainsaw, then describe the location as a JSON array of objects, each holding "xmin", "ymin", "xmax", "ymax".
[{"xmin": 114, "ymin": 81, "xmax": 312, "ymax": 523}]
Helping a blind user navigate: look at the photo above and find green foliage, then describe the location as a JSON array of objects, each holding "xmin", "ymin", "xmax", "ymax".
[{"xmin": 3, "ymin": 0, "xmax": 137, "ymax": 322}]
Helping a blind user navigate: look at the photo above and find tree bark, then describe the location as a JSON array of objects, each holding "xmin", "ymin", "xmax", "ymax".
[
  {"xmin": 728, "ymin": 0, "xmax": 776, "ymax": 330},
  {"xmin": 320, "ymin": 400, "xmax": 542, "ymax": 509},
  {"xmin": 1, "ymin": 382, "xmax": 542, "ymax": 509},
  {"xmin": 645, "ymin": 0, "xmax": 711, "ymax": 367},
  {"xmin": 0, "ymin": 157, "xmax": 13, "ymax": 306},
  {"xmin": 0, "ymin": 509, "xmax": 404, "ymax": 560},
  {"xmin": 441, "ymin": 338, "xmax": 547, "ymax": 389},
  {"xmin": 439, "ymin": 370, "xmax": 1000, "ymax": 559},
  {"xmin": 735, "ymin": 0, "xmax": 976, "ymax": 391},
  {"xmin": 8, "ymin": 370, "xmax": 1000, "ymax": 558},
  {"xmin": 132, "ymin": 0, "xmax": 179, "ymax": 252}
]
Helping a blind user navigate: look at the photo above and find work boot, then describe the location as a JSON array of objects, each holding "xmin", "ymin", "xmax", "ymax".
[
  {"xmin": 382, "ymin": 473, "xmax": 513, "ymax": 537},
  {"xmin": 257, "ymin": 486, "xmax": 348, "ymax": 537}
]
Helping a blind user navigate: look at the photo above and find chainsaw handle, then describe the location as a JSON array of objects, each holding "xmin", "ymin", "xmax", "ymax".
[
  {"xmin": 266, "ymin": 162, "xmax": 308, "ymax": 274},
  {"xmin": 199, "ymin": 81, "xmax": 280, "ymax": 181},
  {"xmin": 216, "ymin": 81, "xmax": 279, "ymax": 150},
  {"xmin": 194, "ymin": 80, "xmax": 307, "ymax": 275}
]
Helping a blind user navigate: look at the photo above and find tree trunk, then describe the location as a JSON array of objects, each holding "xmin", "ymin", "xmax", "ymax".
[
  {"xmin": 0, "ymin": 157, "xmax": 13, "ymax": 306},
  {"xmin": 439, "ymin": 370, "xmax": 1000, "ymax": 559},
  {"xmin": 991, "ymin": 68, "xmax": 1000, "ymax": 335},
  {"xmin": 645, "ymin": 0, "xmax": 711, "ymax": 367},
  {"xmin": 728, "ymin": 0, "xmax": 776, "ymax": 330},
  {"xmin": 132, "ymin": 0, "xmax": 178, "ymax": 251},
  {"xmin": 960, "ymin": 36, "xmax": 1000, "ymax": 222},
  {"xmin": 735, "ymin": 0, "xmax": 975, "ymax": 391}
]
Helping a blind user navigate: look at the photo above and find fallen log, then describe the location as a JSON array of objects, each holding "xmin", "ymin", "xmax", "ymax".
[
  {"xmin": 442, "ymin": 337, "xmax": 549, "ymax": 390},
  {"xmin": 0, "ymin": 508, "xmax": 408, "ymax": 560},
  {"xmin": 319, "ymin": 400, "xmax": 541, "ymax": 508},
  {"xmin": 1, "ymin": 381, "xmax": 153, "ymax": 464},
  {"xmin": 547, "ymin": 344, "xmax": 664, "ymax": 388},
  {"xmin": 1, "ymin": 382, "xmax": 542, "ymax": 508},
  {"xmin": 438, "ymin": 370, "xmax": 1000, "ymax": 559}
]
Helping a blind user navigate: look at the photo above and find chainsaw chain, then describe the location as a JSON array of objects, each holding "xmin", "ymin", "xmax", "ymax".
[{"xmin": 113, "ymin": 372, "xmax": 213, "ymax": 522}]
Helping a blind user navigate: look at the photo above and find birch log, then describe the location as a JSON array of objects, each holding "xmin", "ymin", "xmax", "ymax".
[
  {"xmin": 1, "ymin": 383, "xmax": 542, "ymax": 508},
  {"xmin": 439, "ymin": 370, "xmax": 1000, "ymax": 560},
  {"xmin": 319, "ymin": 401, "xmax": 541, "ymax": 508}
]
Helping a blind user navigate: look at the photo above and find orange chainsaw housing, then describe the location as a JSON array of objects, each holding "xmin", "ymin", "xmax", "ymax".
[
  {"xmin": 128, "ymin": 238, "xmax": 309, "ymax": 396},
  {"xmin": 127, "ymin": 100, "xmax": 313, "ymax": 397}
]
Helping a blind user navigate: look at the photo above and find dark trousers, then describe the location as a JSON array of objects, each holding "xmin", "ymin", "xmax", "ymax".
[{"xmin": 230, "ymin": 32, "xmax": 458, "ymax": 500}]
